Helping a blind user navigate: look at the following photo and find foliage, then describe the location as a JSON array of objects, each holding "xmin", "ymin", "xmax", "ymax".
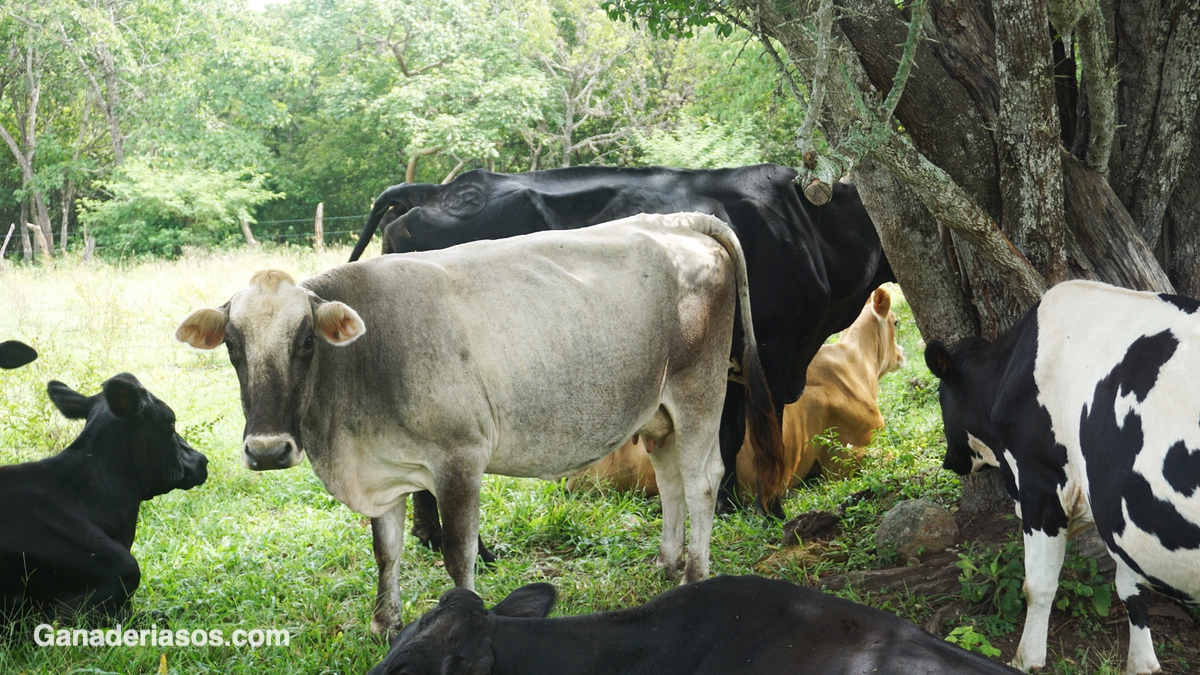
[
  {"xmin": 945, "ymin": 625, "xmax": 1002, "ymax": 657},
  {"xmin": 956, "ymin": 536, "xmax": 1116, "ymax": 638},
  {"xmin": 77, "ymin": 159, "xmax": 282, "ymax": 258},
  {"xmin": 636, "ymin": 116, "xmax": 760, "ymax": 168},
  {"xmin": 956, "ymin": 540, "xmax": 1025, "ymax": 635}
]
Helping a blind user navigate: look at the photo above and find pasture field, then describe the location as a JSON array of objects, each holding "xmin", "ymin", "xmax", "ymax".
[{"xmin": 0, "ymin": 246, "xmax": 1190, "ymax": 674}]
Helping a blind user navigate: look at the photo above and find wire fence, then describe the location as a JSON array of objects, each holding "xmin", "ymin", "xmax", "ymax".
[{"xmin": 1, "ymin": 215, "xmax": 372, "ymax": 258}]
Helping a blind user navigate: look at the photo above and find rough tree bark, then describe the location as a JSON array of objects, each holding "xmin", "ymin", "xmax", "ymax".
[{"xmin": 703, "ymin": 0, "xmax": 1191, "ymax": 517}]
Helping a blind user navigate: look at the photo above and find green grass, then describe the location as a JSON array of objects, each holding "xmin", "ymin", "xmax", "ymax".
[{"xmin": 0, "ymin": 246, "xmax": 1130, "ymax": 674}]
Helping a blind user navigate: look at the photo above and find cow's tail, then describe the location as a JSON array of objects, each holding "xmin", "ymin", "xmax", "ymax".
[
  {"xmin": 349, "ymin": 185, "xmax": 408, "ymax": 262},
  {"xmin": 685, "ymin": 213, "xmax": 785, "ymax": 510}
]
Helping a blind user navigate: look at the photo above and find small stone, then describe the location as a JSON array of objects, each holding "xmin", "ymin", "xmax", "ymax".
[
  {"xmin": 906, "ymin": 556, "xmax": 921, "ymax": 566},
  {"xmin": 875, "ymin": 499, "xmax": 960, "ymax": 561}
]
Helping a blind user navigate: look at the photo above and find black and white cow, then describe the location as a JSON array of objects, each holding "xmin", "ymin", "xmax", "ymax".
[
  {"xmin": 0, "ymin": 340, "xmax": 37, "ymax": 369},
  {"xmin": 925, "ymin": 280, "xmax": 1200, "ymax": 674},
  {"xmin": 175, "ymin": 212, "xmax": 784, "ymax": 635},
  {"xmin": 0, "ymin": 374, "xmax": 208, "ymax": 620},
  {"xmin": 367, "ymin": 575, "xmax": 1022, "ymax": 675}
]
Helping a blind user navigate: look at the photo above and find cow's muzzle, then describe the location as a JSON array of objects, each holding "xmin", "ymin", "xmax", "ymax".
[{"xmin": 243, "ymin": 434, "xmax": 302, "ymax": 471}]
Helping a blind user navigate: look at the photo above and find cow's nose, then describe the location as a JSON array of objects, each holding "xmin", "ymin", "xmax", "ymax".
[{"xmin": 243, "ymin": 435, "xmax": 300, "ymax": 471}]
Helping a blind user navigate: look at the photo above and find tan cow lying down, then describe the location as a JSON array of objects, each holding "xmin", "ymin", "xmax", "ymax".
[{"xmin": 569, "ymin": 287, "xmax": 905, "ymax": 497}]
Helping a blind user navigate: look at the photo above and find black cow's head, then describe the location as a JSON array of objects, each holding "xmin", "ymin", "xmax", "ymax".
[
  {"xmin": 174, "ymin": 269, "xmax": 365, "ymax": 471},
  {"xmin": 48, "ymin": 373, "xmax": 208, "ymax": 498},
  {"xmin": 368, "ymin": 584, "xmax": 557, "ymax": 675},
  {"xmin": 925, "ymin": 339, "xmax": 1004, "ymax": 476},
  {"xmin": 0, "ymin": 340, "xmax": 37, "ymax": 369}
]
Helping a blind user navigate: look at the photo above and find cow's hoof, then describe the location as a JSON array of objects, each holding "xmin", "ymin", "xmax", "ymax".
[
  {"xmin": 657, "ymin": 555, "xmax": 685, "ymax": 581},
  {"xmin": 370, "ymin": 618, "xmax": 403, "ymax": 643},
  {"xmin": 681, "ymin": 564, "xmax": 708, "ymax": 585}
]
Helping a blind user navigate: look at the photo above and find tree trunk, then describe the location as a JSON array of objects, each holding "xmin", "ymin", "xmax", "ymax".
[
  {"xmin": 1166, "ymin": 139, "xmax": 1200, "ymax": 298},
  {"xmin": 853, "ymin": 157, "xmax": 978, "ymax": 344},
  {"xmin": 728, "ymin": 0, "xmax": 1188, "ymax": 519},
  {"xmin": 993, "ymin": 0, "xmax": 1067, "ymax": 284}
]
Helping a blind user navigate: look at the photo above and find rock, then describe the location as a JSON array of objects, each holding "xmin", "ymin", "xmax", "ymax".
[
  {"xmin": 875, "ymin": 499, "xmax": 960, "ymax": 561},
  {"xmin": 782, "ymin": 510, "xmax": 841, "ymax": 546}
]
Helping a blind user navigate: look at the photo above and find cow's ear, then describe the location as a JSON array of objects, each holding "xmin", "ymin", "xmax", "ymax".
[
  {"xmin": 924, "ymin": 341, "xmax": 956, "ymax": 380},
  {"xmin": 491, "ymin": 583, "xmax": 556, "ymax": 618},
  {"xmin": 48, "ymin": 380, "xmax": 97, "ymax": 419},
  {"xmin": 871, "ymin": 287, "xmax": 891, "ymax": 318},
  {"xmin": 0, "ymin": 340, "xmax": 37, "ymax": 369},
  {"xmin": 176, "ymin": 305, "xmax": 229, "ymax": 350},
  {"xmin": 102, "ymin": 373, "xmax": 149, "ymax": 419},
  {"xmin": 314, "ymin": 301, "xmax": 366, "ymax": 346}
]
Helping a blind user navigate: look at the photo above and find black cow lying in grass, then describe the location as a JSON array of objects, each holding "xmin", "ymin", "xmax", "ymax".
[
  {"xmin": 0, "ymin": 374, "xmax": 208, "ymax": 621},
  {"xmin": 0, "ymin": 340, "xmax": 37, "ymax": 369},
  {"xmin": 368, "ymin": 575, "xmax": 1020, "ymax": 675}
]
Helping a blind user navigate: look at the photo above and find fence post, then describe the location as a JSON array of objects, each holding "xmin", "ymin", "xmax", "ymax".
[
  {"xmin": 29, "ymin": 223, "xmax": 54, "ymax": 261},
  {"xmin": 314, "ymin": 202, "xmax": 325, "ymax": 254},
  {"xmin": 0, "ymin": 224, "xmax": 14, "ymax": 263},
  {"xmin": 240, "ymin": 216, "xmax": 258, "ymax": 248}
]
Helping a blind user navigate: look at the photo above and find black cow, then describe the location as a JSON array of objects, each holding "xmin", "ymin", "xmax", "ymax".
[
  {"xmin": 0, "ymin": 374, "xmax": 208, "ymax": 620},
  {"xmin": 0, "ymin": 340, "xmax": 37, "ymax": 369},
  {"xmin": 368, "ymin": 575, "xmax": 1020, "ymax": 675},
  {"xmin": 349, "ymin": 165, "xmax": 892, "ymax": 528},
  {"xmin": 925, "ymin": 280, "xmax": 1200, "ymax": 674}
]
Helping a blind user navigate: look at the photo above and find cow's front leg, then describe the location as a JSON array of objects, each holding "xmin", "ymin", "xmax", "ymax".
[
  {"xmin": 1012, "ymin": 527, "xmax": 1066, "ymax": 672},
  {"xmin": 435, "ymin": 469, "xmax": 482, "ymax": 591},
  {"xmin": 1115, "ymin": 559, "xmax": 1162, "ymax": 675},
  {"xmin": 369, "ymin": 499, "xmax": 407, "ymax": 638}
]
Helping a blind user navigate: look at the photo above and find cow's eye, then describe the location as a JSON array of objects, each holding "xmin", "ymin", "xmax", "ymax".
[{"xmin": 303, "ymin": 335, "xmax": 314, "ymax": 350}]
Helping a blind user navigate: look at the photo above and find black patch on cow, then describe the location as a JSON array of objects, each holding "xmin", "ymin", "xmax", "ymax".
[
  {"xmin": 1081, "ymin": 330, "xmax": 1200, "ymax": 572},
  {"xmin": 1124, "ymin": 586, "xmax": 1153, "ymax": 629},
  {"xmin": 1158, "ymin": 293, "xmax": 1200, "ymax": 314},
  {"xmin": 1164, "ymin": 440, "xmax": 1200, "ymax": 497},
  {"xmin": 984, "ymin": 313, "xmax": 1070, "ymax": 536}
]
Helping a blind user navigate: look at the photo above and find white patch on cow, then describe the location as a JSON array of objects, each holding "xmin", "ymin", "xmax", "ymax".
[
  {"xmin": 1003, "ymin": 450, "xmax": 1021, "ymax": 494},
  {"xmin": 967, "ymin": 433, "xmax": 1001, "ymax": 471},
  {"xmin": 1012, "ymin": 529, "xmax": 1066, "ymax": 672},
  {"xmin": 1112, "ymin": 499, "xmax": 1200, "ymax": 599}
]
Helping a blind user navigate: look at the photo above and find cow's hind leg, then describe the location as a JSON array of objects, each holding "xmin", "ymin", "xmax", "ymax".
[
  {"xmin": 647, "ymin": 433, "xmax": 687, "ymax": 580},
  {"xmin": 679, "ymin": 432, "xmax": 722, "ymax": 584},
  {"xmin": 370, "ymin": 499, "xmax": 407, "ymax": 638},
  {"xmin": 1012, "ymin": 528, "xmax": 1066, "ymax": 672},
  {"xmin": 435, "ymin": 468, "xmax": 482, "ymax": 591},
  {"xmin": 412, "ymin": 491, "xmax": 497, "ymax": 564},
  {"xmin": 716, "ymin": 384, "xmax": 747, "ymax": 513},
  {"xmin": 1115, "ymin": 560, "xmax": 1162, "ymax": 675}
]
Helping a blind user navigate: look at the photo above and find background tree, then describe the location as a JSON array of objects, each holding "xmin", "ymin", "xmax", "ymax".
[{"xmin": 606, "ymin": 0, "xmax": 1198, "ymax": 511}]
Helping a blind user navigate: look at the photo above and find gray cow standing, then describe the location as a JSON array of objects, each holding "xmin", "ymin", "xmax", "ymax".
[{"xmin": 176, "ymin": 212, "xmax": 783, "ymax": 634}]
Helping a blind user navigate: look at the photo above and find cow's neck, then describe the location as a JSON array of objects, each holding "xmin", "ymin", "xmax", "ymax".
[
  {"xmin": 836, "ymin": 323, "xmax": 885, "ymax": 386},
  {"xmin": 53, "ymin": 428, "xmax": 144, "ymax": 548},
  {"xmin": 490, "ymin": 615, "xmax": 676, "ymax": 675}
]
